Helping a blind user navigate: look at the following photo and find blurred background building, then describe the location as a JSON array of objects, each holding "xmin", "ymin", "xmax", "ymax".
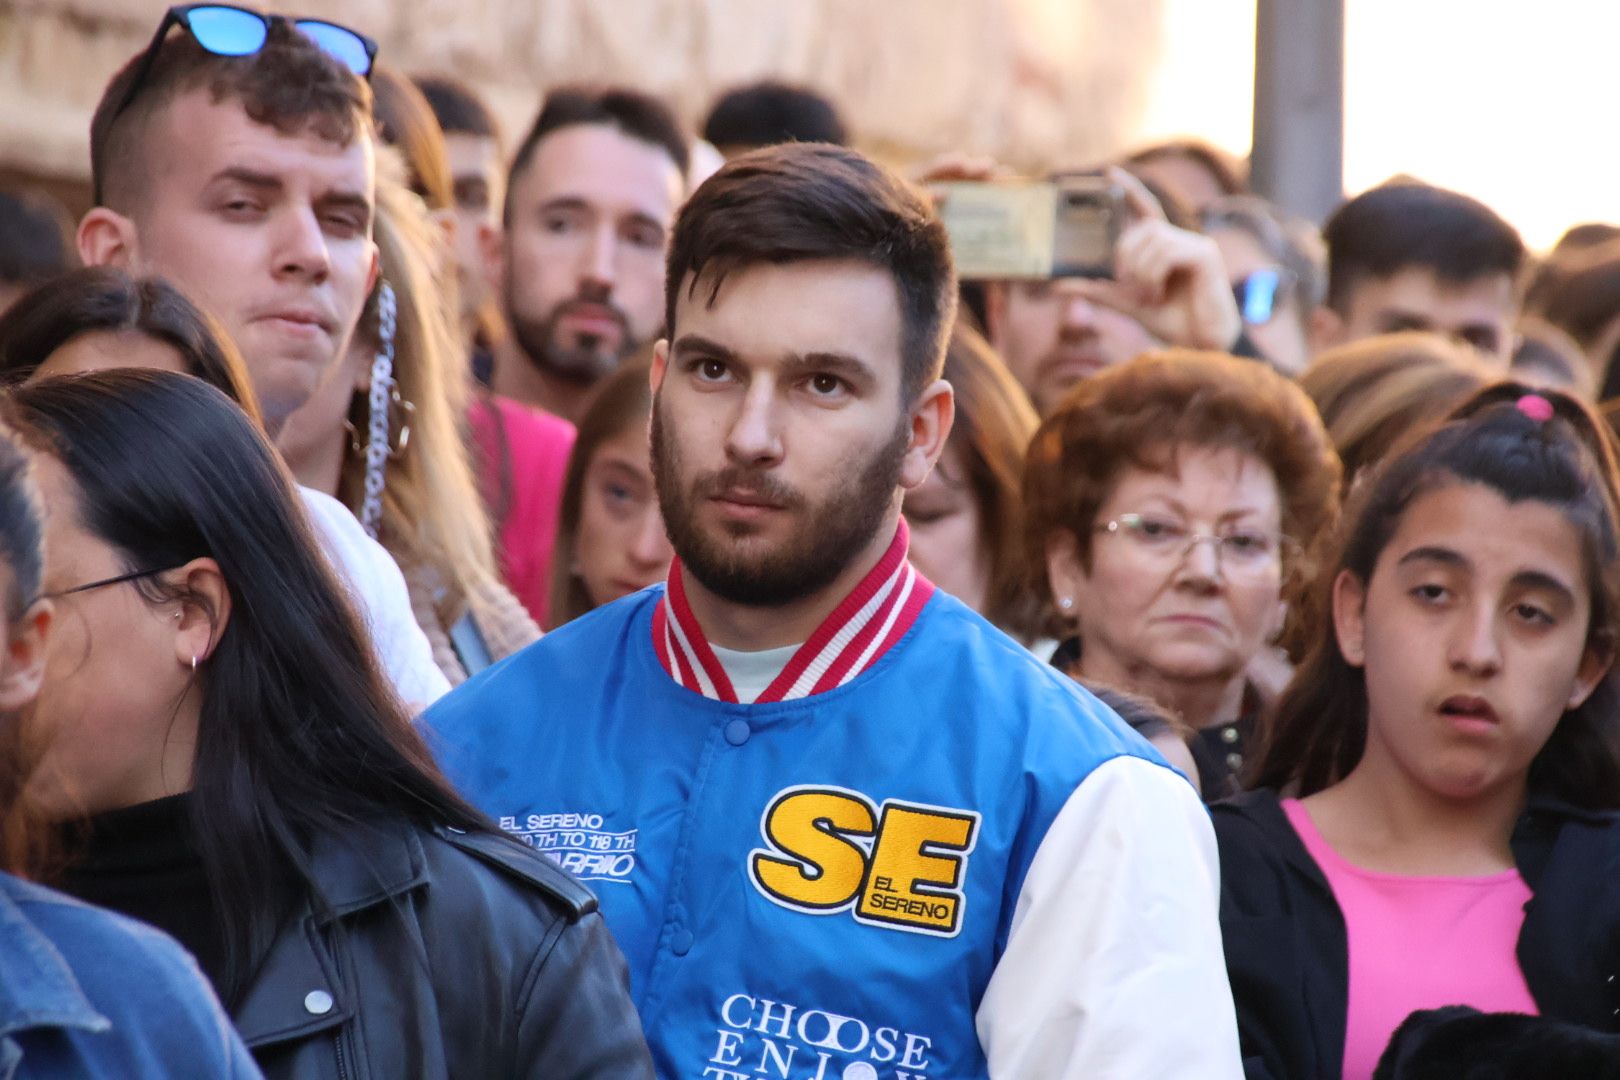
[{"xmin": 2, "ymin": 0, "xmax": 1617, "ymax": 247}]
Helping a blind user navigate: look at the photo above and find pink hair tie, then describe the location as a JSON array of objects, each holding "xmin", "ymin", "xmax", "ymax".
[{"xmin": 1516, "ymin": 394, "xmax": 1555, "ymax": 422}]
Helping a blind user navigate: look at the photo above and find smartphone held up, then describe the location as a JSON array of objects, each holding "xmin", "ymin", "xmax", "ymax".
[{"xmin": 934, "ymin": 173, "xmax": 1125, "ymax": 281}]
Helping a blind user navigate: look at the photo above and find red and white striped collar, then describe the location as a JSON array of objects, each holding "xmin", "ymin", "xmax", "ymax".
[{"xmin": 651, "ymin": 519, "xmax": 934, "ymax": 704}]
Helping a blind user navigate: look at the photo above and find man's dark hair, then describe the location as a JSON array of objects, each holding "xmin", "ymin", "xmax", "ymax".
[
  {"xmin": 505, "ymin": 86, "xmax": 688, "ymax": 225},
  {"xmin": 0, "ymin": 190, "xmax": 73, "ymax": 287},
  {"xmin": 701, "ymin": 81, "xmax": 848, "ymax": 152},
  {"xmin": 666, "ymin": 143, "xmax": 956, "ymax": 402},
  {"xmin": 1322, "ymin": 181, "xmax": 1526, "ymax": 313},
  {"xmin": 90, "ymin": 19, "xmax": 372, "ymax": 210},
  {"xmin": 413, "ymin": 73, "xmax": 503, "ymax": 146}
]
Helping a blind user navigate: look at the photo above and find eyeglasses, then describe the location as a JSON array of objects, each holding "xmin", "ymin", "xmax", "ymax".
[
  {"xmin": 1232, "ymin": 268, "xmax": 1295, "ymax": 326},
  {"xmin": 1096, "ymin": 513, "xmax": 1290, "ymax": 574},
  {"xmin": 41, "ymin": 567, "xmax": 172, "ymax": 601},
  {"xmin": 105, "ymin": 4, "xmax": 377, "ymax": 131}
]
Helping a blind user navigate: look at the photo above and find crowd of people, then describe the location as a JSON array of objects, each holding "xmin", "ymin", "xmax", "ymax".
[{"xmin": 2, "ymin": 5, "xmax": 1620, "ymax": 1078}]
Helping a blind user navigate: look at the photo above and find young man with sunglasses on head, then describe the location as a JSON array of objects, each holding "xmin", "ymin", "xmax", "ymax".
[
  {"xmin": 81, "ymin": 5, "xmax": 379, "ymax": 436},
  {"xmin": 74, "ymin": 5, "xmax": 460, "ymax": 711},
  {"xmin": 1204, "ymin": 195, "xmax": 1326, "ymax": 377},
  {"xmin": 74, "ymin": 10, "xmax": 466, "ymax": 714}
]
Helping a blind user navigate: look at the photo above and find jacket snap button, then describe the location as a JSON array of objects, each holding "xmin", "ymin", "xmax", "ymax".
[
  {"xmin": 671, "ymin": 928, "xmax": 694, "ymax": 956},
  {"xmin": 304, "ymin": 990, "xmax": 334, "ymax": 1015},
  {"xmin": 724, "ymin": 720, "xmax": 750, "ymax": 747}
]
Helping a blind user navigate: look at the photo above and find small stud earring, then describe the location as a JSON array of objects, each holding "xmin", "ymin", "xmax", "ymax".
[{"xmin": 1059, "ymin": 597, "xmax": 1074, "ymax": 610}]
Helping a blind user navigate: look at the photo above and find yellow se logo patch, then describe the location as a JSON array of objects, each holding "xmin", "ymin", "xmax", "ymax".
[{"xmin": 748, "ymin": 786, "xmax": 980, "ymax": 938}]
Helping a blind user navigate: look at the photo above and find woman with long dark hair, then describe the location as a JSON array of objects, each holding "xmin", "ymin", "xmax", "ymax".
[
  {"xmin": 1219, "ymin": 385, "xmax": 1620, "ymax": 1078},
  {"xmin": 6, "ymin": 369, "xmax": 650, "ymax": 1077},
  {"xmin": 0, "ymin": 267, "xmax": 450, "ymax": 709},
  {"xmin": 0, "ymin": 415, "xmax": 258, "ymax": 1076}
]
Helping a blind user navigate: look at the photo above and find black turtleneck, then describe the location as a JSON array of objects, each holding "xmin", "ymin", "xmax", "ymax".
[{"xmin": 54, "ymin": 792, "xmax": 226, "ymax": 994}]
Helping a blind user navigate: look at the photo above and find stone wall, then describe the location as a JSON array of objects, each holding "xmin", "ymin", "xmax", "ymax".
[{"xmin": 0, "ymin": 0, "xmax": 1164, "ymax": 188}]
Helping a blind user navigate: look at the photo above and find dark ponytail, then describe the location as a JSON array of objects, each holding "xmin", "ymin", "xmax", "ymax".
[{"xmin": 1251, "ymin": 382, "xmax": 1620, "ymax": 809}]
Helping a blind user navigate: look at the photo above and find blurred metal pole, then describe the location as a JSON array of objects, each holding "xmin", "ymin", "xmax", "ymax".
[{"xmin": 1251, "ymin": 0, "xmax": 1344, "ymax": 223}]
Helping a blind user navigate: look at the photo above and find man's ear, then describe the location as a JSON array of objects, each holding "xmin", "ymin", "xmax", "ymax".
[
  {"xmin": 426, "ymin": 208, "xmax": 461, "ymax": 281},
  {"xmin": 77, "ymin": 208, "xmax": 140, "ymax": 270},
  {"xmin": 899, "ymin": 379, "xmax": 955, "ymax": 491},
  {"xmin": 364, "ymin": 240, "xmax": 381, "ymax": 297},
  {"xmin": 650, "ymin": 338, "xmax": 670, "ymax": 395},
  {"xmin": 1308, "ymin": 305, "xmax": 1344, "ymax": 357},
  {"xmin": 0, "ymin": 600, "xmax": 52, "ymax": 713}
]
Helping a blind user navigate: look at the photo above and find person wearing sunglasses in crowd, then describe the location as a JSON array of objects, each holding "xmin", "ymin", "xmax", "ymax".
[
  {"xmin": 1204, "ymin": 195, "xmax": 1324, "ymax": 377},
  {"xmin": 978, "ymin": 167, "xmax": 1247, "ymax": 416},
  {"xmin": 1024, "ymin": 350, "xmax": 1341, "ymax": 799},
  {"xmin": 73, "ymin": 8, "xmax": 452, "ymax": 709},
  {"xmin": 1221, "ymin": 387, "xmax": 1620, "ymax": 1078},
  {"xmin": 8, "ymin": 368, "xmax": 652, "ymax": 1078},
  {"xmin": 0, "ymin": 267, "xmax": 453, "ymax": 708},
  {"xmin": 0, "ymin": 417, "xmax": 261, "ymax": 1077}
]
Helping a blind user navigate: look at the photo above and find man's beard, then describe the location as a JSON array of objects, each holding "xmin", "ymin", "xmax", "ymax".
[
  {"xmin": 504, "ymin": 277, "xmax": 635, "ymax": 386},
  {"xmin": 650, "ymin": 399, "xmax": 909, "ymax": 608}
]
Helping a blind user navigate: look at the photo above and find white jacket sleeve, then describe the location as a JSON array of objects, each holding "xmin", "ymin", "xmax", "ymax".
[
  {"xmin": 297, "ymin": 486, "xmax": 452, "ymax": 710},
  {"xmin": 975, "ymin": 755, "xmax": 1242, "ymax": 1079}
]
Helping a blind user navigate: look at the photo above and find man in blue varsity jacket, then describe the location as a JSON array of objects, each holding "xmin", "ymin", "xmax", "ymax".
[{"xmin": 427, "ymin": 143, "xmax": 1243, "ymax": 1078}]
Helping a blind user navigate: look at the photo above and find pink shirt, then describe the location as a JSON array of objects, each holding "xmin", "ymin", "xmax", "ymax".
[
  {"xmin": 1282, "ymin": 799, "xmax": 1538, "ymax": 1080},
  {"xmin": 468, "ymin": 396, "xmax": 576, "ymax": 624}
]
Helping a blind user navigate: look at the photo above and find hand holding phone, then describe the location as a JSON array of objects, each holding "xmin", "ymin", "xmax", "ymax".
[
  {"xmin": 934, "ymin": 174, "xmax": 1123, "ymax": 281},
  {"xmin": 1061, "ymin": 168, "xmax": 1244, "ymax": 353}
]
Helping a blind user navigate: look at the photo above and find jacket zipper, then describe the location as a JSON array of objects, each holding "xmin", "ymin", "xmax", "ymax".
[{"xmin": 334, "ymin": 1028, "xmax": 351, "ymax": 1080}]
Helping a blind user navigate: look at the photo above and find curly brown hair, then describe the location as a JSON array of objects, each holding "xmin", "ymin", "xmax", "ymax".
[
  {"xmin": 91, "ymin": 18, "xmax": 372, "ymax": 210},
  {"xmin": 1022, "ymin": 350, "xmax": 1342, "ymax": 654}
]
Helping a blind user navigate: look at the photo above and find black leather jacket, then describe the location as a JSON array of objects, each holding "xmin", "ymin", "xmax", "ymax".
[{"xmin": 236, "ymin": 819, "xmax": 654, "ymax": 1079}]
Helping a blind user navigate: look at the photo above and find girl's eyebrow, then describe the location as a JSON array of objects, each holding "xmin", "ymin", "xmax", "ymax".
[
  {"xmin": 1395, "ymin": 545, "xmax": 1468, "ymax": 571},
  {"xmin": 1397, "ymin": 546, "xmax": 1577, "ymax": 605}
]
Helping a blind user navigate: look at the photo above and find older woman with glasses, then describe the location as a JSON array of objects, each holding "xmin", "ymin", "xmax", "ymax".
[{"xmin": 1024, "ymin": 350, "xmax": 1340, "ymax": 798}]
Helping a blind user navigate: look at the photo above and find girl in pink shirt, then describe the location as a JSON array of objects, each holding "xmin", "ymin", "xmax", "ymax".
[{"xmin": 1215, "ymin": 385, "xmax": 1620, "ymax": 1078}]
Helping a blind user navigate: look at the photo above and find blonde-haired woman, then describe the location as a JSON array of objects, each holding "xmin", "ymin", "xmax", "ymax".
[
  {"xmin": 280, "ymin": 161, "xmax": 538, "ymax": 683},
  {"xmin": 1299, "ymin": 331, "xmax": 1492, "ymax": 492}
]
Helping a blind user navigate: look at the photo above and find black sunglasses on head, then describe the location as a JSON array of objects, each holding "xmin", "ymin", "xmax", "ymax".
[{"xmin": 104, "ymin": 4, "xmax": 376, "ymax": 140}]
